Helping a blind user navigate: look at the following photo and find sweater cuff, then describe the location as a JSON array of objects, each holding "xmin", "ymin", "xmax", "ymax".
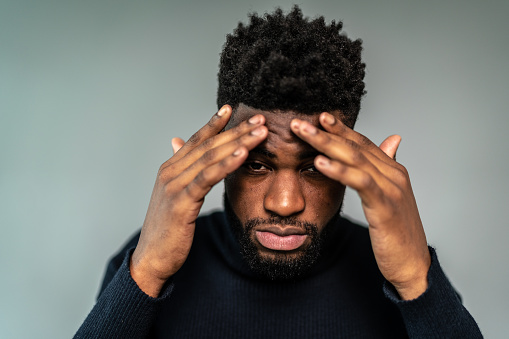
[
  {"xmin": 123, "ymin": 247, "xmax": 175, "ymax": 300},
  {"xmin": 383, "ymin": 247, "xmax": 458, "ymax": 303},
  {"xmin": 74, "ymin": 248, "xmax": 174, "ymax": 338},
  {"xmin": 383, "ymin": 247, "xmax": 481, "ymax": 338}
]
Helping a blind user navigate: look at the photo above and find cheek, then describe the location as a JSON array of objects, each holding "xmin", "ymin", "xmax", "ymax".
[
  {"xmin": 305, "ymin": 181, "xmax": 345, "ymax": 220},
  {"xmin": 225, "ymin": 173, "xmax": 266, "ymax": 220}
]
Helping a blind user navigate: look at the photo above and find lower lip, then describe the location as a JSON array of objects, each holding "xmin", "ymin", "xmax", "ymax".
[{"xmin": 255, "ymin": 231, "xmax": 308, "ymax": 251}]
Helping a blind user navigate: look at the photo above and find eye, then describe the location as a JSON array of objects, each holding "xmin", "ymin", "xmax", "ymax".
[
  {"xmin": 302, "ymin": 164, "xmax": 323, "ymax": 177},
  {"xmin": 243, "ymin": 161, "xmax": 270, "ymax": 173},
  {"xmin": 304, "ymin": 165, "xmax": 318, "ymax": 173}
]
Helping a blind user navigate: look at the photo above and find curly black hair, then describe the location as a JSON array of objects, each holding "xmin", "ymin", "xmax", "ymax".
[{"xmin": 217, "ymin": 6, "xmax": 366, "ymax": 127}]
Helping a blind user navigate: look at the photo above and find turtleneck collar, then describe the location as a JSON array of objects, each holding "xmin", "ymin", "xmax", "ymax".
[{"xmin": 206, "ymin": 210, "xmax": 355, "ymax": 282}]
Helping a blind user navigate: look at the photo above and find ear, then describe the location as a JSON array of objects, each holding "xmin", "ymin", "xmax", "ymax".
[
  {"xmin": 171, "ymin": 137, "xmax": 185, "ymax": 154},
  {"xmin": 379, "ymin": 135, "xmax": 402, "ymax": 160}
]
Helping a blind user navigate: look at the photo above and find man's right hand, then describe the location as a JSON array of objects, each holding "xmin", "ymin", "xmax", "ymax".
[{"xmin": 130, "ymin": 105, "xmax": 268, "ymax": 297}]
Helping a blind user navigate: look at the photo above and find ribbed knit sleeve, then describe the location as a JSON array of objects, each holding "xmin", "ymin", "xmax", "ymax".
[
  {"xmin": 383, "ymin": 247, "xmax": 483, "ymax": 338},
  {"xmin": 74, "ymin": 248, "xmax": 174, "ymax": 339}
]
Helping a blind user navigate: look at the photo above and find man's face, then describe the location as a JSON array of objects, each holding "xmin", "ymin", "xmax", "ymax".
[{"xmin": 224, "ymin": 104, "xmax": 346, "ymax": 280}]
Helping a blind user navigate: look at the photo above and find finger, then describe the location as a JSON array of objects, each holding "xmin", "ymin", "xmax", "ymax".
[
  {"xmin": 379, "ymin": 135, "xmax": 401, "ymax": 160},
  {"xmin": 173, "ymin": 125, "xmax": 268, "ymax": 189},
  {"xmin": 292, "ymin": 118, "xmax": 404, "ymax": 186},
  {"xmin": 169, "ymin": 105, "xmax": 233, "ymax": 163},
  {"xmin": 161, "ymin": 112, "xmax": 265, "ymax": 177},
  {"xmin": 314, "ymin": 155, "xmax": 384, "ymax": 209},
  {"xmin": 319, "ymin": 112, "xmax": 396, "ymax": 164},
  {"xmin": 162, "ymin": 114, "xmax": 266, "ymax": 176},
  {"xmin": 291, "ymin": 119, "xmax": 373, "ymax": 169},
  {"xmin": 171, "ymin": 137, "xmax": 185, "ymax": 155},
  {"xmin": 181, "ymin": 147, "xmax": 249, "ymax": 203}
]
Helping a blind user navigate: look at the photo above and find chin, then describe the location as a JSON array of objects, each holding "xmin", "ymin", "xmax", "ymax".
[
  {"xmin": 240, "ymin": 232, "xmax": 321, "ymax": 281},
  {"xmin": 256, "ymin": 247, "xmax": 308, "ymax": 261},
  {"xmin": 223, "ymin": 193, "xmax": 330, "ymax": 281}
]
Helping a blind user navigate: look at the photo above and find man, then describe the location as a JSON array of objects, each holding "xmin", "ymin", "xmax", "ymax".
[{"xmin": 76, "ymin": 7, "xmax": 482, "ymax": 338}]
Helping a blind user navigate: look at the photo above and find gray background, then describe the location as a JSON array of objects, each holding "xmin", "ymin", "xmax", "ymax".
[{"xmin": 1, "ymin": 0, "xmax": 507, "ymax": 338}]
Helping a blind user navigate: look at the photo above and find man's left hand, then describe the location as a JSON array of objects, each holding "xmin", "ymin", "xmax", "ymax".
[{"xmin": 291, "ymin": 112, "xmax": 431, "ymax": 300}]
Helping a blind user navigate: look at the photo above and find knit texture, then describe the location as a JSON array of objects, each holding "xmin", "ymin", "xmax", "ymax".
[
  {"xmin": 75, "ymin": 211, "xmax": 482, "ymax": 338},
  {"xmin": 74, "ymin": 248, "xmax": 173, "ymax": 338},
  {"xmin": 384, "ymin": 249, "xmax": 481, "ymax": 338}
]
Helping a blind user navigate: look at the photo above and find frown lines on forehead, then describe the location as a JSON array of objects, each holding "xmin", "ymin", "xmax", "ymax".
[{"xmin": 250, "ymin": 146, "xmax": 321, "ymax": 162}]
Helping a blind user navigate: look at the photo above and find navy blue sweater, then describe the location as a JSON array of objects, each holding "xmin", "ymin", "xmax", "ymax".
[{"xmin": 75, "ymin": 212, "xmax": 482, "ymax": 338}]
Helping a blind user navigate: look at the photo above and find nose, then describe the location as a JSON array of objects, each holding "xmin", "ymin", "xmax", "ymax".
[{"xmin": 263, "ymin": 170, "xmax": 305, "ymax": 217}]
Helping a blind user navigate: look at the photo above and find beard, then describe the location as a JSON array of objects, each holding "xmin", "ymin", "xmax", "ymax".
[{"xmin": 224, "ymin": 193, "xmax": 340, "ymax": 282}]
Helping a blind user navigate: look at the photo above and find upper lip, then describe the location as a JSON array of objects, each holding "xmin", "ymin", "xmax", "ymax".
[{"xmin": 255, "ymin": 226, "xmax": 307, "ymax": 236}]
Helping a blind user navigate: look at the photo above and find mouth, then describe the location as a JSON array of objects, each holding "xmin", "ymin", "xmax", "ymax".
[{"xmin": 254, "ymin": 226, "xmax": 308, "ymax": 251}]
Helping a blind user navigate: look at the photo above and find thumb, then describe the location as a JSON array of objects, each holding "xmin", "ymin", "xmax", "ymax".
[
  {"xmin": 171, "ymin": 137, "xmax": 185, "ymax": 154},
  {"xmin": 379, "ymin": 135, "xmax": 401, "ymax": 160}
]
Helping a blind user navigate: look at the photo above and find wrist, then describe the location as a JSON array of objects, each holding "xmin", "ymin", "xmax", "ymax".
[
  {"xmin": 392, "ymin": 255, "xmax": 431, "ymax": 300},
  {"xmin": 393, "ymin": 274, "xmax": 428, "ymax": 300},
  {"xmin": 129, "ymin": 250, "xmax": 168, "ymax": 298}
]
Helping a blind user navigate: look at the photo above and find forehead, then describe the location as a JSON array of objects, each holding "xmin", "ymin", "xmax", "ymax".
[
  {"xmin": 227, "ymin": 104, "xmax": 331, "ymax": 158},
  {"xmin": 227, "ymin": 104, "xmax": 321, "ymax": 138}
]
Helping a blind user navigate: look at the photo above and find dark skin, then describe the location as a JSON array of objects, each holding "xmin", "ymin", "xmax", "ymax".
[
  {"xmin": 224, "ymin": 105, "xmax": 345, "ymax": 257},
  {"xmin": 131, "ymin": 103, "xmax": 431, "ymax": 300}
]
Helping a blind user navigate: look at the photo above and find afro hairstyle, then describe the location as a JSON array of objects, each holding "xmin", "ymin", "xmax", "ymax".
[{"xmin": 217, "ymin": 5, "xmax": 366, "ymax": 127}]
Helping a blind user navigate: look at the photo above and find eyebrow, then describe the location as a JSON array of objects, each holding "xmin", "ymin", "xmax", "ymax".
[
  {"xmin": 298, "ymin": 150, "xmax": 321, "ymax": 161},
  {"xmin": 250, "ymin": 147, "xmax": 276, "ymax": 159},
  {"xmin": 250, "ymin": 147, "xmax": 320, "ymax": 161}
]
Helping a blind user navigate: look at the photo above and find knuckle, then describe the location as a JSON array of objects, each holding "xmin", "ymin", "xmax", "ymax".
[
  {"xmin": 158, "ymin": 163, "xmax": 177, "ymax": 182},
  {"xmin": 337, "ymin": 121, "xmax": 347, "ymax": 134},
  {"xmin": 219, "ymin": 157, "xmax": 229, "ymax": 169},
  {"xmin": 233, "ymin": 122, "xmax": 247, "ymax": 135},
  {"xmin": 393, "ymin": 166, "xmax": 409, "ymax": 185},
  {"xmin": 201, "ymin": 148, "xmax": 217, "ymax": 164},
  {"xmin": 206, "ymin": 116, "xmax": 216, "ymax": 128},
  {"xmin": 350, "ymin": 150, "xmax": 364, "ymax": 165},
  {"xmin": 399, "ymin": 165, "xmax": 409, "ymax": 177},
  {"xmin": 219, "ymin": 156, "xmax": 233, "ymax": 170},
  {"xmin": 200, "ymin": 136, "xmax": 215, "ymax": 150},
  {"xmin": 164, "ymin": 182, "xmax": 179, "ymax": 196},
  {"xmin": 226, "ymin": 122, "xmax": 246, "ymax": 139},
  {"xmin": 345, "ymin": 138, "xmax": 359, "ymax": 150},
  {"xmin": 184, "ymin": 182, "xmax": 196, "ymax": 199},
  {"xmin": 335, "ymin": 163, "xmax": 348, "ymax": 176},
  {"xmin": 359, "ymin": 173, "xmax": 373, "ymax": 189},
  {"xmin": 358, "ymin": 135, "xmax": 371, "ymax": 147},
  {"xmin": 157, "ymin": 163, "xmax": 166, "ymax": 176},
  {"xmin": 389, "ymin": 186, "xmax": 404, "ymax": 202},
  {"xmin": 235, "ymin": 135, "xmax": 246, "ymax": 147},
  {"xmin": 315, "ymin": 133, "xmax": 334, "ymax": 151},
  {"xmin": 187, "ymin": 131, "xmax": 201, "ymax": 146},
  {"xmin": 321, "ymin": 133, "xmax": 333, "ymax": 145},
  {"xmin": 157, "ymin": 167, "xmax": 169, "ymax": 182},
  {"xmin": 196, "ymin": 169, "xmax": 213, "ymax": 187}
]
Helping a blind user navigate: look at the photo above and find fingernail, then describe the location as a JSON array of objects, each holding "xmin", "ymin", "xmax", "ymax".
[
  {"xmin": 233, "ymin": 148, "xmax": 244, "ymax": 156},
  {"xmin": 323, "ymin": 113, "xmax": 335, "ymax": 125},
  {"xmin": 291, "ymin": 120, "xmax": 300, "ymax": 129},
  {"xmin": 217, "ymin": 106, "xmax": 227, "ymax": 117},
  {"xmin": 317, "ymin": 157, "xmax": 331, "ymax": 167},
  {"xmin": 303, "ymin": 123, "xmax": 317, "ymax": 135},
  {"xmin": 250, "ymin": 126, "xmax": 264, "ymax": 136},
  {"xmin": 248, "ymin": 115, "xmax": 261, "ymax": 124}
]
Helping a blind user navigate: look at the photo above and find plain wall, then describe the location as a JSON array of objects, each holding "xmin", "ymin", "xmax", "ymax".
[{"xmin": 1, "ymin": 0, "xmax": 508, "ymax": 337}]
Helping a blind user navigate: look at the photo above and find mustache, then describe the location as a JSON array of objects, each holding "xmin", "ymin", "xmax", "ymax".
[{"xmin": 244, "ymin": 216, "xmax": 318, "ymax": 233}]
